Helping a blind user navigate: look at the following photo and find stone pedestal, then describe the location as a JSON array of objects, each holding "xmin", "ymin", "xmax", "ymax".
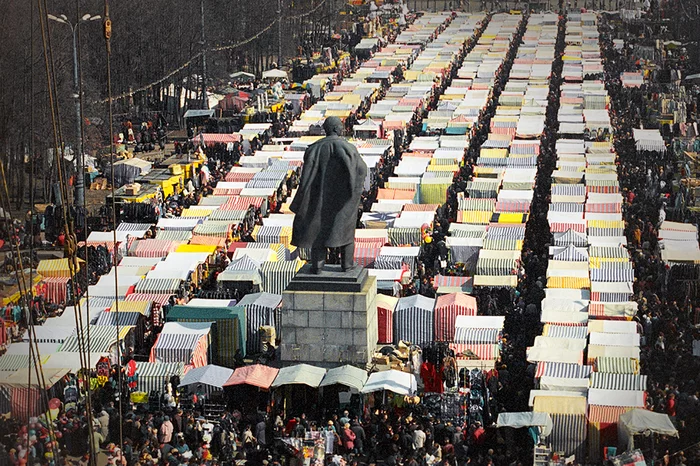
[{"xmin": 280, "ymin": 264, "xmax": 378, "ymax": 367}]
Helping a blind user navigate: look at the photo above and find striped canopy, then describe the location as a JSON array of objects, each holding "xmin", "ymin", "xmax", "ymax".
[
  {"xmin": 135, "ymin": 362, "xmax": 185, "ymax": 394},
  {"xmin": 590, "ymin": 373, "xmax": 647, "ymax": 391},
  {"xmin": 595, "ymin": 357, "xmax": 639, "ymax": 374},
  {"xmin": 135, "ymin": 278, "xmax": 182, "ymax": 294},
  {"xmin": 260, "ymin": 260, "xmax": 303, "ymax": 295},
  {"xmin": 535, "ymin": 362, "xmax": 592, "ymax": 379},
  {"xmin": 453, "ymin": 327, "xmax": 499, "ymax": 344}
]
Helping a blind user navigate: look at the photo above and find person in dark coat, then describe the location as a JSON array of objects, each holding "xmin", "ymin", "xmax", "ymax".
[{"xmin": 290, "ymin": 116, "xmax": 368, "ymax": 273}]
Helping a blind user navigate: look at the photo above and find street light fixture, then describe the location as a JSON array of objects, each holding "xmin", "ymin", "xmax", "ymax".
[{"xmin": 47, "ymin": 12, "xmax": 101, "ymax": 206}]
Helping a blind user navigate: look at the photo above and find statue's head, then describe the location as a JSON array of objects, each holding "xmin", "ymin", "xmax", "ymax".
[{"xmin": 323, "ymin": 116, "xmax": 344, "ymax": 137}]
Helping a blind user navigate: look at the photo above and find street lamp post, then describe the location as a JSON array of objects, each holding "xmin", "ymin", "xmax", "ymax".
[{"xmin": 47, "ymin": 12, "xmax": 101, "ymax": 207}]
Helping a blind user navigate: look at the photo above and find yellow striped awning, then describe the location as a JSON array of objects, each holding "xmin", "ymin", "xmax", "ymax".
[
  {"xmin": 546, "ymin": 276, "xmax": 591, "ymax": 289},
  {"xmin": 37, "ymin": 258, "xmax": 84, "ymax": 278},
  {"xmin": 457, "ymin": 210, "xmax": 492, "ymax": 225},
  {"xmin": 587, "ymin": 220, "xmax": 625, "ymax": 229},
  {"xmin": 109, "ymin": 300, "xmax": 151, "ymax": 315},
  {"xmin": 589, "ymin": 257, "xmax": 630, "ymax": 268}
]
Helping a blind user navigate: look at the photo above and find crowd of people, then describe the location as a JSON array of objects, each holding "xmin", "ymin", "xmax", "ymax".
[{"xmin": 6, "ymin": 1, "xmax": 700, "ymax": 465}]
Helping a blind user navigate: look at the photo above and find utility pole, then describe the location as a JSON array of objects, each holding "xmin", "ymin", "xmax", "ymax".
[
  {"xmin": 201, "ymin": 0, "xmax": 208, "ymax": 109},
  {"xmin": 278, "ymin": 0, "xmax": 283, "ymax": 67},
  {"xmin": 47, "ymin": 13, "xmax": 101, "ymax": 207}
]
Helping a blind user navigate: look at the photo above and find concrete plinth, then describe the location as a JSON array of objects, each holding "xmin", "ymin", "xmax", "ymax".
[{"xmin": 280, "ymin": 268, "xmax": 378, "ymax": 368}]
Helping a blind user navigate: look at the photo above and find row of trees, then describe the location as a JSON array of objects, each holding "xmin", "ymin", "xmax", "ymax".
[{"xmin": 0, "ymin": 0, "xmax": 343, "ymax": 211}]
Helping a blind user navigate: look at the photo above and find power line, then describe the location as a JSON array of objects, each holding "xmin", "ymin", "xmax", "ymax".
[{"xmin": 98, "ymin": 0, "xmax": 329, "ymax": 103}]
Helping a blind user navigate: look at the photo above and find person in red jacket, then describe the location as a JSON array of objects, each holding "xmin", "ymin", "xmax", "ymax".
[{"xmin": 666, "ymin": 393, "xmax": 677, "ymax": 419}]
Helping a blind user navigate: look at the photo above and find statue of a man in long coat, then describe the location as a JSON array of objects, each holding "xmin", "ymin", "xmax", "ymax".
[{"xmin": 290, "ymin": 116, "xmax": 368, "ymax": 273}]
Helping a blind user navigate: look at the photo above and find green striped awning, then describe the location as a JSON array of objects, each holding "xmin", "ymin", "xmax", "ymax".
[
  {"xmin": 476, "ymin": 257, "xmax": 518, "ymax": 276},
  {"xmin": 594, "ymin": 357, "xmax": 639, "ymax": 374},
  {"xmin": 156, "ymin": 230, "xmax": 193, "ymax": 241},
  {"xmin": 193, "ymin": 221, "xmax": 232, "ymax": 237},
  {"xmin": 388, "ymin": 228, "xmax": 422, "ymax": 246},
  {"xmin": 135, "ymin": 362, "xmax": 185, "ymax": 393},
  {"xmin": 135, "ymin": 278, "xmax": 182, "ymax": 294},
  {"xmin": 458, "ymin": 198, "xmax": 497, "ymax": 211}
]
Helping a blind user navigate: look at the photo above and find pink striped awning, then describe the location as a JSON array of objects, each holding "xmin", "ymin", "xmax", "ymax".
[
  {"xmin": 222, "ymin": 196, "xmax": 265, "ymax": 210},
  {"xmin": 212, "ymin": 188, "xmax": 243, "ymax": 196},
  {"xmin": 355, "ymin": 238, "xmax": 386, "ymax": 248},
  {"xmin": 354, "ymin": 246, "xmax": 381, "ymax": 268},
  {"xmin": 225, "ymin": 172, "xmax": 256, "ymax": 183},
  {"xmin": 550, "ymin": 222, "xmax": 586, "ymax": 233},
  {"xmin": 434, "ymin": 293, "xmax": 477, "ymax": 341},
  {"xmin": 133, "ymin": 239, "xmax": 183, "ymax": 258},
  {"xmin": 585, "ymin": 203, "xmax": 622, "ymax": 214},
  {"xmin": 189, "ymin": 235, "xmax": 228, "ymax": 248},
  {"xmin": 433, "ymin": 274, "xmax": 473, "ymax": 289},
  {"xmin": 495, "ymin": 200, "xmax": 531, "ymax": 213}
]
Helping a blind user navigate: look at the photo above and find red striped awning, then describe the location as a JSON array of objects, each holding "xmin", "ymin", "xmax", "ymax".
[
  {"xmin": 585, "ymin": 203, "xmax": 622, "ymax": 213},
  {"xmin": 550, "ymin": 222, "xmax": 586, "ymax": 233},
  {"xmin": 133, "ymin": 239, "xmax": 183, "ymax": 258},
  {"xmin": 586, "ymin": 185, "xmax": 619, "ymax": 194},
  {"xmin": 225, "ymin": 172, "xmax": 256, "ymax": 183},
  {"xmin": 402, "ymin": 204, "xmax": 440, "ymax": 212},
  {"xmin": 587, "ymin": 405, "xmax": 633, "ymax": 424},
  {"xmin": 194, "ymin": 133, "xmax": 241, "ymax": 145},
  {"xmin": 40, "ymin": 277, "xmax": 70, "ymax": 305}
]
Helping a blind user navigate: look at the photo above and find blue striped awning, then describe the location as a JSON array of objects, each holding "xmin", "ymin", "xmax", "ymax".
[
  {"xmin": 590, "ymin": 268, "xmax": 634, "ymax": 282},
  {"xmin": 553, "ymin": 229, "xmax": 587, "ymax": 247},
  {"xmin": 454, "ymin": 327, "xmax": 500, "ymax": 344},
  {"xmin": 259, "ymin": 260, "xmax": 303, "ymax": 295},
  {"xmin": 544, "ymin": 325, "xmax": 588, "ymax": 340},
  {"xmin": 590, "ymin": 373, "xmax": 647, "ymax": 390},
  {"xmin": 238, "ymin": 292, "xmax": 282, "ymax": 354},
  {"xmin": 549, "ymin": 203, "xmax": 585, "ymax": 213},
  {"xmin": 540, "ymin": 362, "xmax": 592, "ymax": 379},
  {"xmin": 152, "ymin": 333, "xmax": 204, "ymax": 363},
  {"xmin": 551, "ymin": 184, "xmax": 585, "ymax": 196},
  {"xmin": 549, "ymin": 413, "xmax": 586, "ymax": 459},
  {"xmin": 553, "ymin": 244, "xmax": 588, "ymax": 262},
  {"xmin": 135, "ymin": 278, "xmax": 182, "ymax": 294},
  {"xmin": 394, "ymin": 295, "xmax": 435, "ymax": 346},
  {"xmin": 245, "ymin": 179, "xmax": 282, "ymax": 189}
]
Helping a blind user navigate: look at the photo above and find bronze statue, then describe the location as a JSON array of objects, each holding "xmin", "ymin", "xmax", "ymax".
[{"xmin": 290, "ymin": 116, "xmax": 368, "ymax": 273}]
